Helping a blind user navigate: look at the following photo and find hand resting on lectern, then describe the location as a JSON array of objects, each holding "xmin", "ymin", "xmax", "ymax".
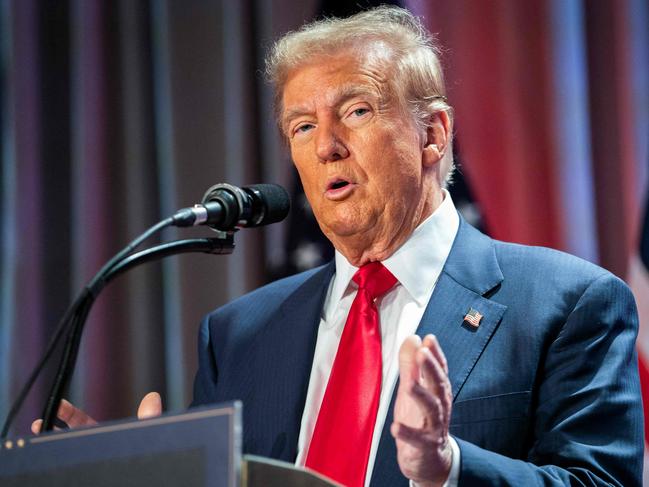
[{"xmin": 31, "ymin": 391, "xmax": 162, "ymax": 433}]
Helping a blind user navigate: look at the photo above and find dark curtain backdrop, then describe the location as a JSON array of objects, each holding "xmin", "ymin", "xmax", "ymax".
[
  {"xmin": 0, "ymin": 0, "xmax": 322, "ymax": 436},
  {"xmin": 1, "ymin": 0, "xmax": 648, "ymax": 455}
]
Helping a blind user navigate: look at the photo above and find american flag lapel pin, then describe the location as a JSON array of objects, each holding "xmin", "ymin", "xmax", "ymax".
[{"xmin": 463, "ymin": 308, "xmax": 483, "ymax": 329}]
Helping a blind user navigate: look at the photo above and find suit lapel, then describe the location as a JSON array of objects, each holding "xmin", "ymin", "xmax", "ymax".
[
  {"xmin": 244, "ymin": 262, "xmax": 335, "ymax": 461},
  {"xmin": 426, "ymin": 219, "xmax": 507, "ymax": 400},
  {"xmin": 371, "ymin": 218, "xmax": 507, "ymax": 485},
  {"xmin": 415, "ymin": 276, "xmax": 507, "ymax": 401}
]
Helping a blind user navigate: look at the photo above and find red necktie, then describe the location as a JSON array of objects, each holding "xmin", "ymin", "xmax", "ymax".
[{"xmin": 306, "ymin": 262, "xmax": 397, "ymax": 487}]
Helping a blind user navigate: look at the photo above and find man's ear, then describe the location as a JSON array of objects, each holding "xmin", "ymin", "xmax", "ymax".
[{"xmin": 422, "ymin": 111, "xmax": 451, "ymax": 168}]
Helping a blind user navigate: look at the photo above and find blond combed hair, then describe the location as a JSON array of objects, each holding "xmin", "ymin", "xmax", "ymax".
[{"xmin": 265, "ymin": 6, "xmax": 455, "ymax": 184}]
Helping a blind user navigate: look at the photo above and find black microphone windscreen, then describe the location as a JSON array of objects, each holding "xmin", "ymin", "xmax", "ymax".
[{"xmin": 245, "ymin": 184, "xmax": 291, "ymax": 225}]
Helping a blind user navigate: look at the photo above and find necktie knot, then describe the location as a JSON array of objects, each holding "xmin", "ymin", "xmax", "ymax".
[{"xmin": 352, "ymin": 262, "xmax": 397, "ymax": 299}]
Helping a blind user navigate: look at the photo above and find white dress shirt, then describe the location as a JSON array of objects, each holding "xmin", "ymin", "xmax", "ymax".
[{"xmin": 295, "ymin": 190, "xmax": 461, "ymax": 486}]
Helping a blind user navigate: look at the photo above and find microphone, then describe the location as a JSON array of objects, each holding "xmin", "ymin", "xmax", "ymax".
[{"xmin": 172, "ymin": 183, "xmax": 290, "ymax": 231}]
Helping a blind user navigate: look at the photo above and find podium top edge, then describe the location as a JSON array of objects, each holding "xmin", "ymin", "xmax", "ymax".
[{"xmin": 27, "ymin": 401, "xmax": 242, "ymax": 445}]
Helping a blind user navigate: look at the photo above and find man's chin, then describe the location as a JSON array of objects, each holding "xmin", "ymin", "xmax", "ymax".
[{"xmin": 322, "ymin": 219, "xmax": 375, "ymax": 242}]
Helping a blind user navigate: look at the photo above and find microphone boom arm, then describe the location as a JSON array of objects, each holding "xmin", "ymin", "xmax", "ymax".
[
  {"xmin": 105, "ymin": 237, "xmax": 234, "ymax": 285},
  {"xmin": 39, "ymin": 235, "xmax": 234, "ymax": 432}
]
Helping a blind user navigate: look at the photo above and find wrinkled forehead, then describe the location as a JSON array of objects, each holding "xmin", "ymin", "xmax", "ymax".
[{"xmin": 278, "ymin": 43, "xmax": 401, "ymax": 124}]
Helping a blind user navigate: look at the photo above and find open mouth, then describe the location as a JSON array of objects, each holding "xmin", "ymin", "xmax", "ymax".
[
  {"xmin": 325, "ymin": 178, "xmax": 356, "ymax": 199},
  {"xmin": 329, "ymin": 180, "xmax": 349, "ymax": 190}
]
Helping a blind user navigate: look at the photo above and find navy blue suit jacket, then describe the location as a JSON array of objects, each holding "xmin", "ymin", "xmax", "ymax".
[{"xmin": 192, "ymin": 218, "xmax": 643, "ymax": 486}]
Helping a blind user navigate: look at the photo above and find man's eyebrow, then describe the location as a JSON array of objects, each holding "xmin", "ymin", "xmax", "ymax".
[
  {"xmin": 282, "ymin": 107, "xmax": 311, "ymax": 129},
  {"xmin": 331, "ymin": 85, "xmax": 385, "ymax": 113},
  {"xmin": 282, "ymin": 85, "xmax": 381, "ymax": 128}
]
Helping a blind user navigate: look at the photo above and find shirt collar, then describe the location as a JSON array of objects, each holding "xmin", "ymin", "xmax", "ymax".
[{"xmin": 329, "ymin": 189, "xmax": 460, "ymax": 310}]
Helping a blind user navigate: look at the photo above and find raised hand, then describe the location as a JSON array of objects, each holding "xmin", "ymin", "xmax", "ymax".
[{"xmin": 391, "ymin": 334, "xmax": 453, "ymax": 487}]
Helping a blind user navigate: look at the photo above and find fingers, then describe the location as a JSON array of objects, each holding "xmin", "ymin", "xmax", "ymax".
[
  {"xmin": 31, "ymin": 392, "xmax": 163, "ymax": 436},
  {"xmin": 417, "ymin": 336, "xmax": 452, "ymax": 429},
  {"xmin": 409, "ymin": 334, "xmax": 451, "ymax": 402},
  {"xmin": 399, "ymin": 334, "xmax": 448, "ymax": 387},
  {"xmin": 418, "ymin": 348, "xmax": 451, "ymax": 408},
  {"xmin": 57, "ymin": 399, "xmax": 98, "ymax": 427},
  {"xmin": 30, "ymin": 399, "xmax": 96, "ymax": 435},
  {"xmin": 137, "ymin": 392, "xmax": 163, "ymax": 419},
  {"xmin": 409, "ymin": 381, "xmax": 446, "ymax": 427},
  {"xmin": 393, "ymin": 335, "xmax": 454, "ymax": 485},
  {"xmin": 423, "ymin": 334, "xmax": 448, "ymax": 374},
  {"xmin": 394, "ymin": 334, "xmax": 452, "ymax": 430},
  {"xmin": 31, "ymin": 419, "xmax": 43, "ymax": 435}
]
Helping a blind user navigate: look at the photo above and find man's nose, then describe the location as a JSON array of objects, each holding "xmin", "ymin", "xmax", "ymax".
[{"xmin": 315, "ymin": 121, "xmax": 349, "ymax": 162}]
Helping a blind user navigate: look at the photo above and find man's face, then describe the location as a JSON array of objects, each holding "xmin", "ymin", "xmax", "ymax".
[{"xmin": 281, "ymin": 50, "xmax": 441, "ymax": 263}]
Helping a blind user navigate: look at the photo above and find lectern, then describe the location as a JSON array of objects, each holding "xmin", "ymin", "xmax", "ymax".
[{"xmin": 0, "ymin": 402, "xmax": 338, "ymax": 486}]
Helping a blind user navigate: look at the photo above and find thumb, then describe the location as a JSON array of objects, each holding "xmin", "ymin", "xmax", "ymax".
[
  {"xmin": 398, "ymin": 335, "xmax": 422, "ymax": 387},
  {"xmin": 31, "ymin": 419, "xmax": 43, "ymax": 435},
  {"xmin": 395, "ymin": 335, "xmax": 423, "ymax": 429},
  {"xmin": 137, "ymin": 392, "xmax": 162, "ymax": 419}
]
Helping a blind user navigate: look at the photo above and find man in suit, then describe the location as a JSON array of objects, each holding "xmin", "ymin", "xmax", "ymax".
[
  {"xmin": 191, "ymin": 5, "xmax": 643, "ymax": 486},
  {"xmin": 39, "ymin": 6, "xmax": 643, "ymax": 486}
]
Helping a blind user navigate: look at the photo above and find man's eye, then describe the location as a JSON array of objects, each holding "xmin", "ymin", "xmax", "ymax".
[
  {"xmin": 294, "ymin": 123, "xmax": 314, "ymax": 135},
  {"xmin": 352, "ymin": 108, "xmax": 369, "ymax": 117}
]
